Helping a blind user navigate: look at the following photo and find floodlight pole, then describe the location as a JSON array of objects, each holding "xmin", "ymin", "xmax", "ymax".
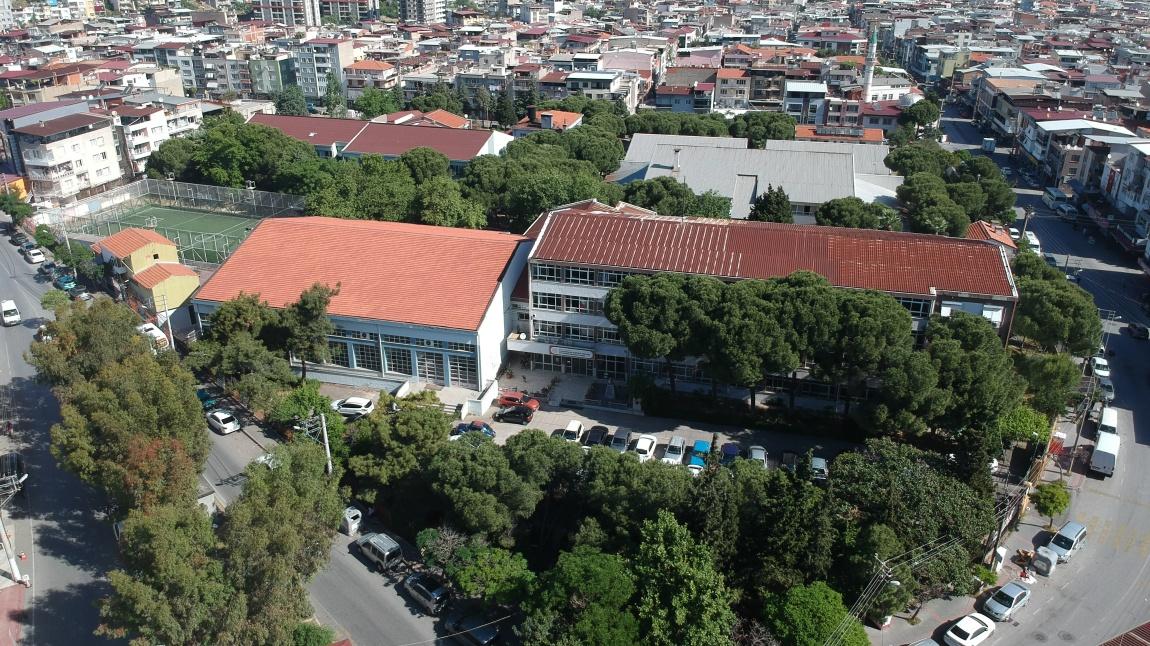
[{"xmin": 0, "ymin": 512, "xmax": 24, "ymax": 587}]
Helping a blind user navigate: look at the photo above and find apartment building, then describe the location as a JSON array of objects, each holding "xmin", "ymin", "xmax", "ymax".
[
  {"xmin": 113, "ymin": 96, "xmax": 203, "ymax": 176},
  {"xmin": 290, "ymin": 38, "xmax": 356, "ymax": 100},
  {"xmin": 506, "ymin": 201, "xmax": 1018, "ymax": 383},
  {"xmin": 784, "ymin": 80, "xmax": 827, "ymax": 125},
  {"xmin": 343, "ymin": 60, "xmax": 396, "ymax": 100},
  {"xmin": 256, "ymin": 0, "xmax": 321, "ymax": 28},
  {"xmin": 14, "ymin": 112, "xmax": 124, "ymax": 203},
  {"xmin": 714, "ymin": 68, "xmax": 750, "ymax": 109},
  {"xmin": 400, "ymin": 0, "xmax": 445, "ymax": 24},
  {"xmin": 249, "ymin": 50, "xmax": 296, "ymax": 97},
  {"xmin": 319, "ymin": 0, "xmax": 378, "ymax": 23}
]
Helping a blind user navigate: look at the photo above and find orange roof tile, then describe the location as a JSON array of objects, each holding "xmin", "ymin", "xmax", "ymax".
[
  {"xmin": 539, "ymin": 109, "xmax": 582, "ymax": 129},
  {"xmin": 716, "ymin": 68, "xmax": 748, "ymax": 79},
  {"xmin": 91, "ymin": 227, "xmax": 176, "ymax": 258},
  {"xmin": 196, "ymin": 218, "xmax": 528, "ymax": 331},
  {"xmin": 424, "ymin": 109, "xmax": 469, "ymax": 128},
  {"xmin": 344, "ymin": 59, "xmax": 395, "ymax": 71},
  {"xmin": 133, "ymin": 262, "xmax": 199, "ymax": 289},
  {"xmin": 965, "ymin": 220, "xmax": 1018, "ymax": 249}
]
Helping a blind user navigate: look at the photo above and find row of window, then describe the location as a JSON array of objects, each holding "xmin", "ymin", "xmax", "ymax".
[
  {"xmin": 532, "ymin": 292, "xmax": 602, "ymax": 314},
  {"xmin": 531, "ymin": 263, "xmax": 628, "ymax": 287},
  {"xmin": 331, "ymin": 327, "xmax": 475, "ymax": 353},
  {"xmin": 326, "ymin": 341, "xmax": 479, "ymax": 387},
  {"xmin": 533, "ymin": 321, "xmax": 621, "ymax": 344}
]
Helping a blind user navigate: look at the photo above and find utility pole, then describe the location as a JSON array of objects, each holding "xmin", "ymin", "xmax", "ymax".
[
  {"xmin": 1018, "ymin": 205, "xmax": 1034, "ymax": 236},
  {"xmin": 319, "ymin": 413, "xmax": 333, "ymax": 476}
]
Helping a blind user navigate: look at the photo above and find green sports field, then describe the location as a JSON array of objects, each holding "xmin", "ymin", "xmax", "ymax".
[{"xmin": 79, "ymin": 204, "xmax": 258, "ymax": 264}]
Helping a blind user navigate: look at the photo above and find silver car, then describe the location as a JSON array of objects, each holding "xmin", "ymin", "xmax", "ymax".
[{"xmin": 982, "ymin": 581, "xmax": 1030, "ymax": 621}]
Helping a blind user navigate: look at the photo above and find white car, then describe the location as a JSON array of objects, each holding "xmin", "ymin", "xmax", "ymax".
[
  {"xmin": 943, "ymin": 613, "xmax": 995, "ymax": 646},
  {"xmin": 748, "ymin": 445, "xmax": 768, "ymax": 469},
  {"xmin": 1008, "ymin": 227, "xmax": 1021, "ymax": 241},
  {"xmin": 661, "ymin": 436, "xmax": 686, "ymax": 465},
  {"xmin": 331, "ymin": 396, "xmax": 375, "ymax": 418},
  {"xmin": 24, "ymin": 248, "xmax": 44, "ymax": 264},
  {"xmin": 206, "ymin": 409, "xmax": 240, "ymax": 435},
  {"xmin": 254, "ymin": 453, "xmax": 280, "ymax": 469},
  {"xmin": 1090, "ymin": 355, "xmax": 1111, "ymax": 379},
  {"xmin": 632, "ymin": 434, "xmax": 658, "ymax": 462},
  {"xmin": 686, "ymin": 464, "xmax": 704, "ymax": 477}
]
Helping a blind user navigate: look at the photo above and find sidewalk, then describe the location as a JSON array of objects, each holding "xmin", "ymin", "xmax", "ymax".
[{"xmin": 866, "ymin": 412, "xmax": 1084, "ymax": 645}]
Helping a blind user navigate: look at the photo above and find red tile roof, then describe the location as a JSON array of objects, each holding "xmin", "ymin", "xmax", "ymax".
[
  {"xmin": 344, "ymin": 59, "xmax": 394, "ymax": 71},
  {"xmin": 247, "ymin": 113, "xmax": 368, "ymax": 147},
  {"xmin": 794, "ymin": 124, "xmax": 884, "ymax": 143},
  {"xmin": 530, "ymin": 206, "xmax": 1016, "ymax": 299},
  {"xmin": 424, "ymin": 108, "xmax": 469, "ymax": 128},
  {"xmin": 0, "ymin": 99, "xmax": 83, "ymax": 120},
  {"xmin": 91, "ymin": 227, "xmax": 176, "ymax": 259},
  {"xmin": 343, "ymin": 123, "xmax": 497, "ymax": 161},
  {"xmin": 196, "ymin": 217, "xmax": 528, "ymax": 331},
  {"xmin": 966, "ymin": 220, "xmax": 1018, "ymax": 250},
  {"xmin": 716, "ymin": 68, "xmax": 748, "ymax": 79},
  {"xmin": 133, "ymin": 262, "xmax": 199, "ymax": 289}
]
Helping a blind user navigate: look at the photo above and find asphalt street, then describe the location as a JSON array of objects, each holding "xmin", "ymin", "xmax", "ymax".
[
  {"xmin": 879, "ymin": 104, "xmax": 1150, "ymax": 645},
  {"xmin": 0, "ymin": 230, "xmax": 116, "ymax": 645}
]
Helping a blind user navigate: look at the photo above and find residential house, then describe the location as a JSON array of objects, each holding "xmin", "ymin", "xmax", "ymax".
[{"xmin": 91, "ymin": 227, "xmax": 200, "ymax": 319}]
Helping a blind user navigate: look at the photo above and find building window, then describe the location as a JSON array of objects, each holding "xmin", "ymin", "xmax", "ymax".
[
  {"xmin": 413, "ymin": 338, "xmax": 444, "ymax": 349},
  {"xmin": 328, "ymin": 340, "xmax": 350, "ymax": 367},
  {"xmin": 95, "ymin": 137, "xmax": 104, "ymax": 146},
  {"xmin": 981, "ymin": 305, "xmax": 1004, "ymax": 327},
  {"xmin": 353, "ymin": 343, "xmax": 382, "ymax": 372},
  {"xmin": 416, "ymin": 351, "xmax": 445, "ymax": 383},
  {"xmin": 566, "ymin": 324, "xmax": 594, "ymax": 342},
  {"xmin": 598, "ymin": 327, "xmax": 621, "ymax": 344},
  {"xmin": 565, "ymin": 295, "xmax": 600, "ymax": 314},
  {"xmin": 531, "ymin": 263, "xmax": 561, "ymax": 282},
  {"xmin": 447, "ymin": 340, "xmax": 475, "ymax": 352},
  {"xmin": 533, "ymin": 292, "xmax": 563, "ymax": 311},
  {"xmin": 449, "ymin": 355, "xmax": 478, "ymax": 387},
  {"xmin": 598, "ymin": 270, "xmax": 626, "ymax": 288},
  {"xmin": 565, "ymin": 266, "xmax": 594, "ymax": 285},
  {"xmin": 535, "ymin": 320, "xmax": 561, "ymax": 340},
  {"xmin": 382, "ymin": 346, "xmax": 411, "ymax": 375},
  {"xmin": 595, "ymin": 355, "xmax": 627, "ymax": 380},
  {"xmin": 382, "ymin": 333, "xmax": 411, "ymax": 345},
  {"xmin": 939, "ymin": 301, "xmax": 963, "ymax": 317},
  {"xmin": 897, "ymin": 298, "xmax": 932, "ymax": 318}
]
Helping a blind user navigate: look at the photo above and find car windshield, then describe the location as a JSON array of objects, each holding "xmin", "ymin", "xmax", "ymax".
[
  {"xmin": 563, "ymin": 429, "xmax": 579, "ymax": 439},
  {"xmin": 666, "ymin": 445, "xmax": 683, "ymax": 456},
  {"xmin": 991, "ymin": 590, "xmax": 1014, "ymax": 606},
  {"xmin": 2, "ymin": 308, "xmax": 16, "ymax": 317},
  {"xmin": 1051, "ymin": 533, "xmax": 1075, "ymax": 549}
]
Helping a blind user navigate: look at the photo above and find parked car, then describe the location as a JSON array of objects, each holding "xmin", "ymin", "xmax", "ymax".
[
  {"xmin": 496, "ymin": 391, "xmax": 539, "ymax": 410},
  {"xmin": 609, "ymin": 428, "xmax": 632, "ymax": 453},
  {"xmin": 982, "ymin": 581, "xmax": 1031, "ymax": 621},
  {"xmin": 452, "ymin": 420, "xmax": 495, "ymax": 440},
  {"xmin": 9, "ymin": 232, "xmax": 27, "ymax": 246},
  {"xmin": 661, "ymin": 435, "xmax": 687, "ymax": 465},
  {"xmin": 781, "ymin": 451, "xmax": 798, "ymax": 473},
  {"xmin": 354, "ymin": 532, "xmax": 403, "ymax": 573},
  {"xmin": 810, "ymin": 456, "xmax": 830, "ymax": 481},
  {"xmin": 562, "ymin": 420, "xmax": 584, "ymax": 443},
  {"xmin": 1090, "ymin": 355, "xmax": 1111, "ymax": 379},
  {"xmin": 37, "ymin": 261, "xmax": 59, "ymax": 277},
  {"xmin": 1, "ymin": 300, "xmax": 20, "ymax": 327},
  {"xmin": 23, "ymin": 247, "xmax": 44, "ymax": 264},
  {"xmin": 67, "ymin": 286, "xmax": 90, "ymax": 301},
  {"xmin": 402, "ymin": 572, "xmax": 450, "ymax": 616},
  {"xmin": 1008, "ymin": 226, "xmax": 1021, "ymax": 241},
  {"xmin": 1098, "ymin": 377, "xmax": 1115, "ymax": 403},
  {"xmin": 688, "ymin": 440, "xmax": 711, "ymax": 470},
  {"xmin": 584, "ymin": 425, "xmax": 610, "ymax": 446},
  {"xmin": 53, "ymin": 274, "xmax": 76, "ymax": 290},
  {"xmin": 331, "ymin": 396, "xmax": 375, "ymax": 418},
  {"xmin": 493, "ymin": 405, "xmax": 533, "ymax": 424},
  {"xmin": 1046, "ymin": 520, "xmax": 1088, "ymax": 562},
  {"xmin": 1054, "ymin": 203, "xmax": 1080, "ymax": 221},
  {"xmin": 719, "ymin": 442, "xmax": 742, "ymax": 465},
  {"xmin": 633, "ymin": 434, "xmax": 658, "ymax": 462},
  {"xmin": 943, "ymin": 612, "xmax": 995, "ymax": 646},
  {"xmin": 206, "ymin": 409, "xmax": 240, "ymax": 435},
  {"xmin": 1127, "ymin": 322, "xmax": 1149, "ymax": 339},
  {"xmin": 195, "ymin": 388, "xmax": 218, "ymax": 411},
  {"xmin": 444, "ymin": 607, "xmax": 502, "ymax": 645},
  {"xmin": 748, "ymin": 445, "xmax": 768, "ymax": 469}
]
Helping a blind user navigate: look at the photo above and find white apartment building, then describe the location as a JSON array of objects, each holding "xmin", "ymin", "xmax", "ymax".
[
  {"xmin": 290, "ymin": 38, "xmax": 356, "ymax": 100},
  {"xmin": 14, "ymin": 113, "xmax": 124, "ymax": 203},
  {"xmin": 114, "ymin": 97, "xmax": 204, "ymax": 176},
  {"xmin": 257, "ymin": 0, "xmax": 321, "ymax": 27},
  {"xmin": 400, "ymin": 0, "xmax": 445, "ymax": 24}
]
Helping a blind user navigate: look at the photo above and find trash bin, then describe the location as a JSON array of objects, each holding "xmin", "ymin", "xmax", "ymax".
[
  {"xmin": 341, "ymin": 506, "xmax": 363, "ymax": 536},
  {"xmin": 1032, "ymin": 545, "xmax": 1057, "ymax": 576}
]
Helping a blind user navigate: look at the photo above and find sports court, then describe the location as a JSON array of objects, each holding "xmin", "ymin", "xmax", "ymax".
[{"xmin": 78, "ymin": 204, "xmax": 257, "ymax": 264}]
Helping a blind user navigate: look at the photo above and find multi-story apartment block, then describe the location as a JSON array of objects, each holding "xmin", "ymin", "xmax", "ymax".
[
  {"xmin": 114, "ymin": 95, "xmax": 204, "ymax": 176},
  {"xmin": 319, "ymin": 0, "xmax": 378, "ymax": 23},
  {"xmin": 15, "ymin": 112, "xmax": 124, "ymax": 203},
  {"xmin": 1017, "ymin": 115, "xmax": 1135, "ymax": 185},
  {"xmin": 506, "ymin": 201, "xmax": 1017, "ymax": 384},
  {"xmin": 290, "ymin": 38, "xmax": 356, "ymax": 100},
  {"xmin": 400, "ymin": 0, "xmax": 445, "ymax": 24},
  {"xmin": 784, "ymin": 80, "xmax": 828, "ymax": 125},
  {"xmin": 256, "ymin": 0, "xmax": 321, "ymax": 28},
  {"xmin": 0, "ymin": 62, "xmax": 101, "ymax": 107},
  {"xmin": 714, "ymin": 68, "xmax": 750, "ymax": 109},
  {"xmin": 249, "ymin": 50, "xmax": 297, "ymax": 97}
]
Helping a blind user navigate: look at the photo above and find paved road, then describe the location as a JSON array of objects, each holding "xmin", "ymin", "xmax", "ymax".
[{"xmin": 0, "ymin": 231, "xmax": 115, "ymax": 645}]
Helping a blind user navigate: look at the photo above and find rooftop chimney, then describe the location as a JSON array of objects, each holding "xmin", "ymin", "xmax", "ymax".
[{"xmin": 671, "ymin": 147, "xmax": 681, "ymax": 179}]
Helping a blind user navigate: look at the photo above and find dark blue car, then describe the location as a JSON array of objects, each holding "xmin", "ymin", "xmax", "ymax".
[{"xmin": 452, "ymin": 420, "xmax": 495, "ymax": 439}]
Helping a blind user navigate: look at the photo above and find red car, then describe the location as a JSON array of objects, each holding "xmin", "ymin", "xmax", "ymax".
[{"xmin": 497, "ymin": 391, "xmax": 540, "ymax": 410}]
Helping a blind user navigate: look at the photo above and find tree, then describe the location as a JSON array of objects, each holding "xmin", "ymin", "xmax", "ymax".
[
  {"xmin": 900, "ymin": 100, "xmax": 941, "ymax": 128},
  {"xmin": 275, "ymin": 85, "xmax": 309, "ymax": 116},
  {"xmin": 97, "ymin": 504, "xmax": 242, "ymax": 646},
  {"xmin": 927, "ymin": 312, "xmax": 1024, "ymax": 437},
  {"xmin": 410, "ymin": 176, "xmax": 486, "ymax": 228},
  {"xmin": 730, "ymin": 111, "xmax": 796, "ymax": 147},
  {"xmin": 426, "ymin": 437, "xmax": 542, "ymax": 540},
  {"xmin": 632, "ymin": 511, "xmax": 736, "ymax": 645},
  {"xmin": 448, "ymin": 546, "xmax": 535, "ymax": 606},
  {"xmin": 997, "ymin": 404, "xmax": 1050, "ymax": 444},
  {"xmin": 409, "ymin": 83, "xmax": 466, "ymax": 115},
  {"xmin": 694, "ymin": 190, "xmax": 732, "ymax": 218},
  {"xmin": 522, "ymin": 546, "xmax": 639, "ymax": 646},
  {"xmin": 815, "ymin": 197, "xmax": 899, "ymax": 230},
  {"xmin": 0, "ymin": 192, "xmax": 33, "ymax": 226},
  {"xmin": 293, "ymin": 623, "xmax": 336, "ymax": 646},
  {"xmin": 763, "ymin": 582, "xmax": 869, "ymax": 646},
  {"xmin": 400, "ymin": 147, "xmax": 451, "ymax": 183},
  {"xmin": 749, "ymin": 185, "xmax": 792, "ymax": 223},
  {"xmin": 604, "ymin": 273, "xmax": 700, "ymax": 393},
  {"xmin": 884, "ymin": 140, "xmax": 957, "ymax": 176},
  {"xmin": 559, "ymin": 126, "xmax": 625, "ymax": 175},
  {"xmin": 324, "ymin": 72, "xmax": 347, "ymax": 119},
  {"xmin": 186, "ymin": 115, "xmax": 316, "ymax": 192},
  {"xmin": 347, "ymin": 400, "xmax": 451, "ymax": 503},
  {"xmin": 1031, "ymin": 481, "xmax": 1070, "ymax": 528},
  {"xmin": 26, "ymin": 298, "xmax": 154, "ymax": 385},
  {"xmin": 622, "ymin": 176, "xmax": 703, "ymax": 217},
  {"xmin": 283, "ymin": 283, "xmax": 339, "ymax": 380},
  {"xmin": 1013, "ymin": 352, "xmax": 1080, "ymax": 418},
  {"xmin": 495, "ymin": 90, "xmax": 518, "ymax": 127},
  {"xmin": 40, "ymin": 289, "xmax": 70, "ymax": 311},
  {"xmin": 353, "ymin": 86, "xmax": 401, "ymax": 119},
  {"xmin": 1014, "ymin": 278, "xmax": 1101, "ymax": 355},
  {"xmin": 220, "ymin": 443, "xmax": 343, "ymax": 645},
  {"xmin": 945, "ymin": 182, "xmax": 987, "ymax": 219}
]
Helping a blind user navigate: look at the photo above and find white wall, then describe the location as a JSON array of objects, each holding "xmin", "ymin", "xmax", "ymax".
[{"xmin": 474, "ymin": 239, "xmax": 533, "ymax": 387}]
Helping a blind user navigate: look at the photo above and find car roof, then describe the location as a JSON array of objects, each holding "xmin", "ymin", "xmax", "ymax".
[
  {"xmin": 343, "ymin": 396, "xmax": 371, "ymax": 404},
  {"xmin": 956, "ymin": 613, "xmax": 992, "ymax": 629},
  {"xmin": 721, "ymin": 442, "xmax": 740, "ymax": 453},
  {"xmin": 811, "ymin": 456, "xmax": 828, "ymax": 467}
]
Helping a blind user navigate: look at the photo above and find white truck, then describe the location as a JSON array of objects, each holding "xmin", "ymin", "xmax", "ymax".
[{"xmin": 1089, "ymin": 430, "xmax": 1120, "ymax": 477}]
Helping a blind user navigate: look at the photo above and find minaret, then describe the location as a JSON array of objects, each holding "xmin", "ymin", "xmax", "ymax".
[{"xmin": 862, "ymin": 26, "xmax": 878, "ymax": 103}]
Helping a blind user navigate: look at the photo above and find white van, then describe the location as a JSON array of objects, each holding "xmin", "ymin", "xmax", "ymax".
[
  {"xmin": 1090, "ymin": 430, "xmax": 1120, "ymax": 477},
  {"xmin": 0, "ymin": 300, "xmax": 20, "ymax": 327},
  {"xmin": 1042, "ymin": 187, "xmax": 1072, "ymax": 209},
  {"xmin": 1098, "ymin": 407, "xmax": 1118, "ymax": 436}
]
